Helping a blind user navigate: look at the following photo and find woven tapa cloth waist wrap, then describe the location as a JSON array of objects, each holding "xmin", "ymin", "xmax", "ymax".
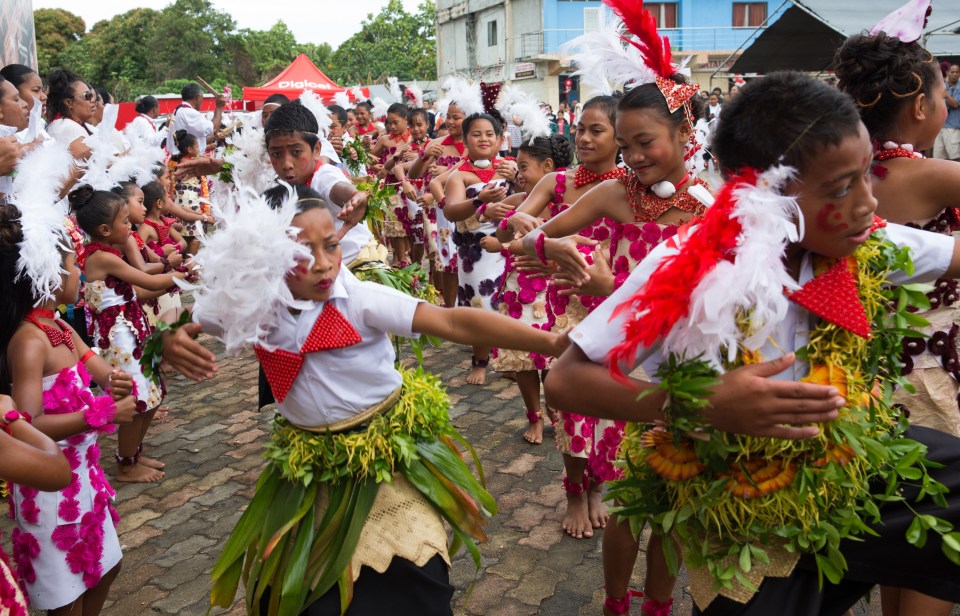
[{"xmin": 209, "ymin": 368, "xmax": 497, "ymax": 616}]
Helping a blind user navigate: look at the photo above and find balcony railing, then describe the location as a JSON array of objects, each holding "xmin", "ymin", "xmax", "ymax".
[{"xmin": 513, "ymin": 26, "xmax": 766, "ymax": 60}]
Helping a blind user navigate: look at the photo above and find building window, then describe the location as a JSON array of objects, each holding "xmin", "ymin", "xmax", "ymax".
[
  {"xmin": 584, "ymin": 7, "xmax": 600, "ymax": 33},
  {"xmin": 488, "ymin": 20, "xmax": 498, "ymax": 46},
  {"xmin": 646, "ymin": 3, "xmax": 678, "ymax": 29},
  {"xmin": 733, "ymin": 3, "xmax": 767, "ymax": 28}
]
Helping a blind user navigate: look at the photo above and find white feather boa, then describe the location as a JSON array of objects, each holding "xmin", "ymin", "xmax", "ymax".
[
  {"xmin": 10, "ymin": 140, "xmax": 75, "ymax": 303},
  {"xmin": 661, "ymin": 166, "xmax": 802, "ymax": 365},
  {"xmin": 186, "ymin": 184, "xmax": 312, "ymax": 354},
  {"xmin": 333, "ymin": 90, "xmax": 353, "ymax": 110}
]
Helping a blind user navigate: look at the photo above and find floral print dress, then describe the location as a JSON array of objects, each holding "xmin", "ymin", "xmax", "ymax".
[
  {"xmin": 9, "ymin": 363, "xmax": 122, "ymax": 610},
  {"xmin": 454, "ymin": 181, "xmax": 507, "ymax": 311}
]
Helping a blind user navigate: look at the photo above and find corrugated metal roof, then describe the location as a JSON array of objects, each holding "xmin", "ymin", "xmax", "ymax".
[{"xmin": 731, "ymin": 0, "xmax": 960, "ymax": 73}]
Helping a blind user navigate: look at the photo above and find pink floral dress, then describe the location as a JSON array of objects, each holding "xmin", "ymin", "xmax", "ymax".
[
  {"xmin": 9, "ymin": 363, "xmax": 122, "ymax": 610},
  {"xmin": 424, "ymin": 137, "xmax": 464, "ymax": 274}
]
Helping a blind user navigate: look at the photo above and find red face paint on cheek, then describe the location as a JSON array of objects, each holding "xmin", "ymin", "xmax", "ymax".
[{"xmin": 815, "ymin": 203, "xmax": 849, "ymax": 233}]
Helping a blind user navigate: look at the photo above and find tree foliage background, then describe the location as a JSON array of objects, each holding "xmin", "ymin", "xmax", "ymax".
[{"xmin": 36, "ymin": 0, "xmax": 436, "ymax": 102}]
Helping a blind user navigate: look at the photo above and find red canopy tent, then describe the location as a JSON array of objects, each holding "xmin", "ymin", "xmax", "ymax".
[{"xmin": 242, "ymin": 54, "xmax": 369, "ymax": 104}]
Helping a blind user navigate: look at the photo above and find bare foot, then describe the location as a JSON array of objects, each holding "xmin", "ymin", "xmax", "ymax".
[
  {"xmin": 138, "ymin": 455, "xmax": 166, "ymax": 470},
  {"xmin": 153, "ymin": 406, "xmax": 170, "ymax": 423},
  {"xmin": 588, "ymin": 487, "xmax": 608, "ymax": 529},
  {"xmin": 544, "ymin": 406, "xmax": 559, "ymax": 425},
  {"xmin": 522, "ymin": 418, "xmax": 544, "ymax": 445},
  {"xmin": 561, "ymin": 489, "xmax": 593, "ymax": 539},
  {"xmin": 466, "ymin": 364, "xmax": 487, "ymax": 385},
  {"xmin": 116, "ymin": 462, "xmax": 164, "ymax": 483}
]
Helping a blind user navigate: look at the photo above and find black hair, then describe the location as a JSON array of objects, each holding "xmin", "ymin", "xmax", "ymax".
[
  {"xmin": 110, "ymin": 181, "xmax": 140, "ymax": 200},
  {"xmin": 0, "ymin": 204, "xmax": 35, "ymax": 394},
  {"xmin": 408, "ymin": 107, "xmax": 429, "ymax": 126},
  {"xmin": 94, "ymin": 86, "xmax": 112, "ymax": 105},
  {"xmin": 153, "ymin": 164, "xmax": 168, "ymax": 179},
  {"xmin": 581, "ymin": 94, "xmax": 621, "ymax": 127},
  {"xmin": 387, "ymin": 102, "xmax": 408, "ymax": 121},
  {"xmin": 834, "ymin": 32, "xmax": 940, "ymax": 138},
  {"xmin": 327, "ymin": 104, "xmax": 348, "ymax": 126},
  {"xmin": 46, "ymin": 68, "xmax": 85, "ymax": 123},
  {"xmin": 68, "ymin": 185, "xmax": 126, "ymax": 237},
  {"xmin": 263, "ymin": 183, "xmax": 336, "ymax": 218},
  {"xmin": 711, "ymin": 72, "xmax": 862, "ymax": 176},
  {"xmin": 172, "ymin": 130, "xmax": 198, "ymax": 161},
  {"xmin": 264, "ymin": 94, "xmax": 290, "ymax": 107},
  {"xmin": 135, "ymin": 95, "xmax": 159, "ymax": 115},
  {"xmin": 355, "ymin": 101, "xmax": 372, "ymax": 113},
  {"xmin": 264, "ymin": 101, "xmax": 320, "ymax": 148},
  {"xmin": 462, "ymin": 112, "xmax": 504, "ymax": 138},
  {"xmin": 518, "ymin": 134, "xmax": 574, "ymax": 168},
  {"xmin": 619, "ymin": 75, "xmax": 705, "ymax": 128},
  {"xmin": 181, "ymin": 83, "xmax": 202, "ymax": 102},
  {"xmin": 0, "ymin": 64, "xmax": 36, "ymax": 89},
  {"xmin": 142, "ymin": 181, "xmax": 166, "ymax": 214}
]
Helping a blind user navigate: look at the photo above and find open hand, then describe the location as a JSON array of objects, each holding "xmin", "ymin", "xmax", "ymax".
[
  {"xmin": 553, "ymin": 248, "xmax": 614, "ymax": 297},
  {"xmin": 161, "ymin": 322, "xmax": 218, "ymax": 381},
  {"xmin": 545, "ymin": 235, "xmax": 598, "ymax": 285},
  {"xmin": 477, "ymin": 182, "xmax": 507, "ymax": 204},
  {"xmin": 705, "ymin": 353, "xmax": 845, "ymax": 439},
  {"xmin": 482, "ymin": 201, "xmax": 516, "ymax": 222}
]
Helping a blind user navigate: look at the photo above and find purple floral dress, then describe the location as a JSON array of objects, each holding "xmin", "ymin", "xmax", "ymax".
[
  {"xmin": 9, "ymin": 363, "xmax": 122, "ymax": 610},
  {"xmin": 454, "ymin": 181, "xmax": 506, "ymax": 311}
]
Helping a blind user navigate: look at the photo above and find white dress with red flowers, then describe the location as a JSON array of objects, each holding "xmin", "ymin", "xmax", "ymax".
[
  {"xmin": 454, "ymin": 181, "xmax": 506, "ymax": 311},
  {"xmin": 9, "ymin": 364, "xmax": 122, "ymax": 610},
  {"xmin": 84, "ymin": 261, "xmax": 162, "ymax": 414}
]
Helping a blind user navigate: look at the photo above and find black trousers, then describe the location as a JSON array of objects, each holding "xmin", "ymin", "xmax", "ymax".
[
  {"xmin": 696, "ymin": 426, "xmax": 960, "ymax": 615},
  {"xmin": 258, "ymin": 554, "xmax": 453, "ymax": 616}
]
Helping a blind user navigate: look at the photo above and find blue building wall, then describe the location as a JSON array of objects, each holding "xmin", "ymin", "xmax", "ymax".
[{"xmin": 540, "ymin": 0, "xmax": 786, "ymax": 53}]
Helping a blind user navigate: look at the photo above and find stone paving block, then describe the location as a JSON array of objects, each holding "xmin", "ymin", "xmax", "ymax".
[
  {"xmin": 150, "ymin": 535, "xmax": 218, "ymax": 568},
  {"xmin": 499, "ymin": 452, "xmax": 544, "ymax": 477},
  {"xmin": 119, "ymin": 524, "xmax": 164, "ymax": 550},
  {"xmin": 505, "ymin": 565, "xmax": 566, "ymax": 606},
  {"xmin": 101, "ymin": 583, "xmax": 167, "ymax": 615},
  {"xmin": 154, "ymin": 553, "xmax": 213, "ymax": 590},
  {"xmin": 117, "ymin": 508, "xmax": 162, "ymax": 533},
  {"xmin": 462, "ymin": 572, "xmax": 518, "ymax": 614},
  {"xmin": 486, "ymin": 545, "xmax": 544, "ymax": 581},
  {"xmin": 150, "ymin": 572, "xmax": 219, "ymax": 614}
]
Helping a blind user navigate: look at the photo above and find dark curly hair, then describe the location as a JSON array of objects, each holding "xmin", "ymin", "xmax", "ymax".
[
  {"xmin": 519, "ymin": 134, "xmax": 574, "ymax": 168},
  {"xmin": 711, "ymin": 72, "xmax": 862, "ymax": 176},
  {"xmin": 68, "ymin": 185, "xmax": 126, "ymax": 238},
  {"xmin": 834, "ymin": 32, "xmax": 939, "ymax": 137},
  {"xmin": 619, "ymin": 74, "xmax": 705, "ymax": 127},
  {"xmin": 0, "ymin": 203, "xmax": 35, "ymax": 394},
  {"xmin": 462, "ymin": 112, "xmax": 504, "ymax": 138},
  {"xmin": 264, "ymin": 100, "xmax": 320, "ymax": 148},
  {"xmin": 45, "ymin": 68, "xmax": 86, "ymax": 123}
]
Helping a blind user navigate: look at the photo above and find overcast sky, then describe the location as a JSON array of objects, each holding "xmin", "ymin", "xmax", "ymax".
[{"xmin": 33, "ymin": 0, "xmax": 422, "ymax": 48}]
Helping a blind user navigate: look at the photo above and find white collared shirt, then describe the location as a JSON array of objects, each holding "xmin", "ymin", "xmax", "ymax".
[
  {"xmin": 169, "ymin": 104, "xmax": 213, "ymax": 155},
  {"xmin": 265, "ymin": 269, "xmax": 423, "ymax": 426},
  {"xmin": 571, "ymin": 223, "xmax": 955, "ymax": 382},
  {"xmin": 309, "ymin": 163, "xmax": 374, "ymax": 265},
  {"xmin": 125, "ymin": 114, "xmax": 167, "ymax": 148}
]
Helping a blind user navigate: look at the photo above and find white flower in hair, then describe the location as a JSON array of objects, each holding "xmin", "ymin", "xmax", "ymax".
[
  {"xmin": 9, "ymin": 140, "xmax": 75, "ymax": 303},
  {"xmin": 186, "ymin": 183, "xmax": 313, "ymax": 354}
]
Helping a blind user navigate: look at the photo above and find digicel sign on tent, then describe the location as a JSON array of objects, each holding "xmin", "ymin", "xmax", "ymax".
[{"xmin": 242, "ymin": 54, "xmax": 370, "ymax": 102}]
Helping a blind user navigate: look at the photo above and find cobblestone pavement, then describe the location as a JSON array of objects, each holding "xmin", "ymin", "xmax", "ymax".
[{"xmin": 6, "ymin": 334, "xmax": 950, "ymax": 615}]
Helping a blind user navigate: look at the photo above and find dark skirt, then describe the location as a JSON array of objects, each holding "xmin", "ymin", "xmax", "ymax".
[
  {"xmin": 696, "ymin": 425, "xmax": 960, "ymax": 615},
  {"xmin": 258, "ymin": 554, "xmax": 453, "ymax": 616}
]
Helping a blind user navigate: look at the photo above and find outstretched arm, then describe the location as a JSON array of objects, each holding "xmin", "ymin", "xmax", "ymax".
[
  {"xmin": 0, "ymin": 395, "xmax": 71, "ymax": 490},
  {"xmin": 412, "ymin": 303, "xmax": 565, "ymax": 358}
]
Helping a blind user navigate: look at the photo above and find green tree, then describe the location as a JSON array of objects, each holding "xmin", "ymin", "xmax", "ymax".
[
  {"xmin": 329, "ymin": 0, "xmax": 437, "ymax": 84},
  {"xmin": 34, "ymin": 8, "xmax": 85, "ymax": 75},
  {"xmin": 298, "ymin": 42, "xmax": 334, "ymax": 76},
  {"xmin": 57, "ymin": 9, "xmax": 160, "ymax": 101},
  {"xmin": 146, "ymin": 0, "xmax": 236, "ymax": 83},
  {"xmin": 241, "ymin": 22, "xmax": 299, "ymax": 80}
]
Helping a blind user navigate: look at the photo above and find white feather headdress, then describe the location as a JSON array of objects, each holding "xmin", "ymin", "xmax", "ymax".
[
  {"xmin": 298, "ymin": 90, "xmax": 333, "ymax": 137},
  {"xmin": 438, "ymin": 76, "xmax": 484, "ymax": 118},
  {"xmin": 333, "ymin": 90, "xmax": 353, "ymax": 110},
  {"xmin": 387, "ymin": 77, "xmax": 403, "ymax": 102},
  {"xmin": 371, "ymin": 97, "xmax": 390, "ymax": 121},
  {"xmin": 404, "ymin": 83, "xmax": 424, "ymax": 109},
  {"xmin": 186, "ymin": 183, "xmax": 312, "ymax": 354},
  {"xmin": 10, "ymin": 140, "xmax": 76, "ymax": 303},
  {"xmin": 350, "ymin": 85, "xmax": 366, "ymax": 104},
  {"xmin": 497, "ymin": 85, "xmax": 550, "ymax": 144},
  {"xmin": 80, "ymin": 104, "xmax": 127, "ymax": 191}
]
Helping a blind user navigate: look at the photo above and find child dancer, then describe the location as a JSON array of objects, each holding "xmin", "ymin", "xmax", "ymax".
[
  {"xmin": 112, "ymin": 181, "xmax": 169, "ymax": 328},
  {"xmin": 354, "ymin": 101, "xmax": 379, "ymax": 143},
  {"xmin": 489, "ymin": 132, "xmax": 574, "ymax": 444},
  {"xmin": 389, "ymin": 106, "xmax": 431, "ymax": 266},
  {"xmin": 547, "ymin": 70, "xmax": 960, "ymax": 616},
  {"xmin": 263, "ymin": 101, "xmax": 371, "ymax": 267},
  {"xmin": 1, "ymin": 196, "xmax": 138, "ymax": 614},
  {"xmin": 138, "ymin": 182, "xmax": 187, "ymax": 321},
  {"xmin": 189, "ymin": 183, "xmax": 567, "ymax": 615},
  {"xmin": 72, "ymin": 186, "xmax": 185, "ymax": 482},
  {"xmin": 442, "ymin": 112, "xmax": 516, "ymax": 385},
  {"xmin": 835, "ymin": 10, "xmax": 960, "ymax": 615},
  {"xmin": 372, "ymin": 103, "xmax": 415, "ymax": 265},
  {"xmin": 167, "ymin": 130, "xmax": 211, "ymax": 255},
  {"xmin": 0, "ymin": 391, "xmax": 72, "ymax": 616}
]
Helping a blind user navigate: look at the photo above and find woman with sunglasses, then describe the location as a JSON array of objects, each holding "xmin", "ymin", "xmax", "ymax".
[{"xmin": 46, "ymin": 69, "xmax": 97, "ymax": 160}]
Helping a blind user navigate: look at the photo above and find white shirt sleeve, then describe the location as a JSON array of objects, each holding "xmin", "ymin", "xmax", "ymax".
[
  {"xmin": 352, "ymin": 279, "xmax": 424, "ymax": 339},
  {"xmin": 570, "ymin": 239, "xmax": 677, "ymax": 369},
  {"xmin": 46, "ymin": 119, "xmax": 88, "ymax": 148},
  {"xmin": 884, "ymin": 223, "xmax": 954, "ymax": 285},
  {"xmin": 310, "ymin": 163, "xmax": 350, "ymax": 207},
  {"xmin": 170, "ymin": 107, "xmax": 213, "ymax": 154}
]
